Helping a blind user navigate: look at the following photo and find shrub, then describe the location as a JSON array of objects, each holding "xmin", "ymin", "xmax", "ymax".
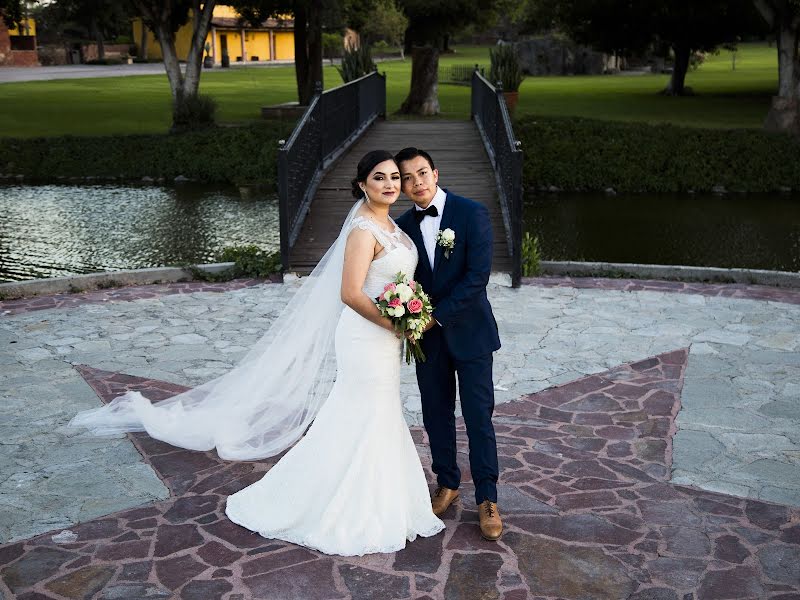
[
  {"xmin": 189, "ymin": 245, "xmax": 282, "ymax": 281},
  {"xmin": 337, "ymin": 45, "xmax": 375, "ymax": 83},
  {"xmin": 172, "ymin": 93, "xmax": 217, "ymax": 131},
  {"xmin": 322, "ymin": 33, "xmax": 343, "ymax": 61},
  {"xmin": 521, "ymin": 232, "xmax": 542, "ymax": 276},
  {"xmin": 489, "ymin": 44, "xmax": 524, "ymax": 92}
]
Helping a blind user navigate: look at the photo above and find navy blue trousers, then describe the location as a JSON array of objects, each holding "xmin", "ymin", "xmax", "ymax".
[{"xmin": 416, "ymin": 330, "xmax": 498, "ymax": 504}]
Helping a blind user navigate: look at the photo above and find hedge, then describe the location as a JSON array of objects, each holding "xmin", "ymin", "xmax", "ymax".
[
  {"xmin": 0, "ymin": 121, "xmax": 294, "ymax": 188},
  {"xmin": 515, "ymin": 115, "xmax": 800, "ymax": 193}
]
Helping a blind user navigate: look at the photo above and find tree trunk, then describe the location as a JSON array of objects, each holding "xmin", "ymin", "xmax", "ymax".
[
  {"xmin": 753, "ymin": 0, "xmax": 800, "ymax": 133},
  {"xmin": 181, "ymin": 0, "xmax": 214, "ymax": 100},
  {"xmin": 663, "ymin": 42, "xmax": 691, "ymax": 95},
  {"xmin": 139, "ymin": 23, "xmax": 148, "ymax": 60},
  {"xmin": 156, "ymin": 21, "xmax": 184, "ymax": 102},
  {"xmin": 293, "ymin": 2, "xmax": 311, "ymax": 105},
  {"xmin": 764, "ymin": 24, "xmax": 800, "ymax": 133},
  {"xmin": 308, "ymin": 0, "xmax": 323, "ymax": 93},
  {"xmin": 399, "ymin": 46, "xmax": 440, "ymax": 115}
]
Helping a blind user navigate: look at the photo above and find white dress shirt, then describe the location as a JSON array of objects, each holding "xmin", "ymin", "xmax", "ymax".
[{"xmin": 415, "ymin": 186, "xmax": 447, "ymax": 269}]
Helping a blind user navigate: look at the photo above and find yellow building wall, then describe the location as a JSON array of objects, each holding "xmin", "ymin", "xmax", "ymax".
[
  {"xmin": 217, "ymin": 30, "xmax": 243, "ymax": 61},
  {"xmin": 244, "ymin": 31, "xmax": 271, "ymax": 61},
  {"xmin": 274, "ymin": 32, "xmax": 294, "ymax": 60},
  {"xmin": 132, "ymin": 9, "xmax": 294, "ymax": 62},
  {"xmin": 8, "ymin": 18, "xmax": 36, "ymax": 37}
]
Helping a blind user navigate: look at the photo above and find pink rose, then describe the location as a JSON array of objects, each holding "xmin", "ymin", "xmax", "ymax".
[
  {"xmin": 407, "ymin": 298, "xmax": 423, "ymax": 313},
  {"xmin": 408, "ymin": 280, "xmax": 417, "ymax": 291},
  {"xmin": 388, "ymin": 298, "xmax": 402, "ymax": 308},
  {"xmin": 377, "ymin": 292, "xmax": 385, "ymax": 302},
  {"xmin": 384, "ymin": 283, "xmax": 397, "ymax": 292}
]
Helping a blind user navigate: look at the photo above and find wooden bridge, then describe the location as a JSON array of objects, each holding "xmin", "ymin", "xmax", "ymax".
[{"xmin": 277, "ymin": 71, "xmax": 523, "ymax": 285}]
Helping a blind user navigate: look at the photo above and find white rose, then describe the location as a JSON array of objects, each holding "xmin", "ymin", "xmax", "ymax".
[
  {"xmin": 391, "ymin": 305, "xmax": 406, "ymax": 318},
  {"xmin": 395, "ymin": 283, "xmax": 414, "ymax": 302},
  {"xmin": 441, "ymin": 228, "xmax": 455, "ymax": 243}
]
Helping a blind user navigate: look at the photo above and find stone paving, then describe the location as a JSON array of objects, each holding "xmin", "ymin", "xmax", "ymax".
[{"xmin": 1, "ymin": 276, "xmax": 799, "ymax": 598}]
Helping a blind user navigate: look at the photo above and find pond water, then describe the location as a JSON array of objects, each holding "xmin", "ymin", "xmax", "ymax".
[
  {"xmin": 2, "ymin": 185, "xmax": 798, "ymax": 283},
  {"xmin": 0, "ymin": 185, "xmax": 279, "ymax": 282},
  {"xmin": 525, "ymin": 192, "xmax": 800, "ymax": 273}
]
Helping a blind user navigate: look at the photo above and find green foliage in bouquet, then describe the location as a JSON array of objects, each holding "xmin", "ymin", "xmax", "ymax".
[{"xmin": 374, "ymin": 271, "xmax": 434, "ymax": 364}]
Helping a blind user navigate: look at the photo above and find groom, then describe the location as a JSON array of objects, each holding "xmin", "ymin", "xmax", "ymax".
[{"xmin": 394, "ymin": 147, "xmax": 503, "ymax": 541}]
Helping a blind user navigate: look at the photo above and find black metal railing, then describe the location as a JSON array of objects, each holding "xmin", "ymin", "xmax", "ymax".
[
  {"xmin": 278, "ymin": 70, "xmax": 387, "ymax": 270},
  {"xmin": 471, "ymin": 69, "xmax": 523, "ymax": 287}
]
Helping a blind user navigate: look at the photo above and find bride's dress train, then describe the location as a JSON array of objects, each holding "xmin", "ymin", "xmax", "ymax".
[{"xmin": 225, "ymin": 216, "xmax": 444, "ymax": 555}]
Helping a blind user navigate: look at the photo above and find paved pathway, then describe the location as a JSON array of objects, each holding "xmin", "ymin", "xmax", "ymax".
[
  {"xmin": 0, "ymin": 62, "xmax": 294, "ymax": 84},
  {"xmin": 1, "ymin": 277, "xmax": 799, "ymax": 598}
]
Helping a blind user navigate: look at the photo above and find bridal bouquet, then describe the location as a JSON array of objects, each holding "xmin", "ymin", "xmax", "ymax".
[{"xmin": 375, "ymin": 272, "xmax": 434, "ymax": 364}]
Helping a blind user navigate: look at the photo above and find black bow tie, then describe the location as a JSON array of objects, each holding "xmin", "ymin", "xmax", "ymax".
[{"xmin": 414, "ymin": 204, "xmax": 439, "ymax": 222}]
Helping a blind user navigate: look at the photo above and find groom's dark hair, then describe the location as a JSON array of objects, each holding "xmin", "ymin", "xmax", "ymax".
[{"xmin": 395, "ymin": 147, "xmax": 435, "ymax": 171}]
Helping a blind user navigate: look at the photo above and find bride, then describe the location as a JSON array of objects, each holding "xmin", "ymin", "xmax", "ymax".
[{"xmin": 70, "ymin": 150, "xmax": 445, "ymax": 556}]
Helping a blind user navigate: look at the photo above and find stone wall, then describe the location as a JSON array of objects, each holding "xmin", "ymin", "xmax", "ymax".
[
  {"xmin": 0, "ymin": 20, "xmax": 12, "ymax": 65},
  {"xmin": 38, "ymin": 44, "xmax": 70, "ymax": 65},
  {"xmin": 80, "ymin": 43, "xmax": 134, "ymax": 62},
  {"xmin": 516, "ymin": 36, "xmax": 613, "ymax": 76}
]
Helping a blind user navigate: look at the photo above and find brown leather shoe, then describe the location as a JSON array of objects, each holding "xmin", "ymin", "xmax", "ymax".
[
  {"xmin": 479, "ymin": 500, "xmax": 503, "ymax": 540},
  {"xmin": 431, "ymin": 486, "xmax": 459, "ymax": 516}
]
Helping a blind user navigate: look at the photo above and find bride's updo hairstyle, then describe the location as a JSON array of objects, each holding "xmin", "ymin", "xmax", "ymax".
[{"xmin": 350, "ymin": 150, "xmax": 396, "ymax": 199}]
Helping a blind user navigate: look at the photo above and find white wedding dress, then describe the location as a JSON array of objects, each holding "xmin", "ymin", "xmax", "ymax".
[{"xmin": 224, "ymin": 216, "xmax": 445, "ymax": 556}]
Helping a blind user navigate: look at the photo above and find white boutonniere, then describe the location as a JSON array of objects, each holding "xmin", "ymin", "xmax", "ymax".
[{"xmin": 436, "ymin": 228, "xmax": 456, "ymax": 258}]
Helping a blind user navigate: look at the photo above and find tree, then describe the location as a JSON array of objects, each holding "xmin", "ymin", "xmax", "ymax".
[
  {"xmin": 359, "ymin": 0, "xmax": 406, "ymax": 48},
  {"xmin": 232, "ymin": 0, "xmax": 325, "ymax": 106},
  {"xmin": 753, "ymin": 0, "xmax": 800, "ymax": 133},
  {"xmin": 397, "ymin": 0, "xmax": 492, "ymax": 115},
  {"xmin": 131, "ymin": 0, "xmax": 217, "ymax": 129},
  {"xmin": 549, "ymin": 0, "xmax": 762, "ymax": 96},
  {"xmin": 1, "ymin": 0, "xmax": 26, "ymax": 29},
  {"xmin": 650, "ymin": 0, "xmax": 764, "ymax": 95},
  {"xmin": 38, "ymin": 0, "xmax": 131, "ymax": 59}
]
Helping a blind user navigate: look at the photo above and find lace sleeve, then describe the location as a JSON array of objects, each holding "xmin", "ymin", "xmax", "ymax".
[{"xmin": 348, "ymin": 216, "xmax": 395, "ymax": 250}]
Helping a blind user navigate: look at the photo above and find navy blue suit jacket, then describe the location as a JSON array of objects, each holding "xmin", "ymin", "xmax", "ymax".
[{"xmin": 396, "ymin": 191, "xmax": 501, "ymax": 361}]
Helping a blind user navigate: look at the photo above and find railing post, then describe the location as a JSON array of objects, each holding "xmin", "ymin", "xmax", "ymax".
[
  {"xmin": 277, "ymin": 139, "xmax": 290, "ymax": 272},
  {"xmin": 512, "ymin": 140, "xmax": 523, "ymax": 287},
  {"xmin": 495, "ymin": 81, "xmax": 504, "ymax": 169},
  {"xmin": 471, "ymin": 65, "xmax": 478, "ymax": 120},
  {"xmin": 315, "ymin": 80, "xmax": 324, "ymax": 164}
]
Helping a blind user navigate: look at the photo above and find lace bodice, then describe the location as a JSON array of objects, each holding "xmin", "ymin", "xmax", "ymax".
[{"xmin": 348, "ymin": 215, "xmax": 418, "ymax": 299}]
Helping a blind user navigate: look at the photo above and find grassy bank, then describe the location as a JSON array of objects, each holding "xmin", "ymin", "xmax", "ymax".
[
  {"xmin": 517, "ymin": 115, "xmax": 800, "ymax": 193},
  {"xmin": 0, "ymin": 121, "xmax": 294, "ymax": 186},
  {"xmin": 0, "ymin": 44, "xmax": 779, "ymax": 137}
]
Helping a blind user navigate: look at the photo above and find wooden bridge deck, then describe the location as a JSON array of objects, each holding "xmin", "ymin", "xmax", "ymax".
[{"xmin": 289, "ymin": 120, "xmax": 512, "ymax": 274}]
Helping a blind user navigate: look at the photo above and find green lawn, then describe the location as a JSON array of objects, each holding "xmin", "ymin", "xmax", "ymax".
[{"xmin": 0, "ymin": 43, "xmax": 779, "ymax": 137}]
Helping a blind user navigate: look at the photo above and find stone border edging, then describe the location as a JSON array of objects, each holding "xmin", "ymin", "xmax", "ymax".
[
  {"xmin": 3, "ymin": 260, "xmax": 799, "ymax": 302},
  {"xmin": 0, "ymin": 263, "xmax": 236, "ymax": 300},
  {"xmin": 541, "ymin": 261, "xmax": 800, "ymax": 288}
]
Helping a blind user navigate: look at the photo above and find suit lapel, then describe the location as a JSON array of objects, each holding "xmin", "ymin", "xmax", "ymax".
[{"xmin": 432, "ymin": 194, "xmax": 455, "ymax": 280}]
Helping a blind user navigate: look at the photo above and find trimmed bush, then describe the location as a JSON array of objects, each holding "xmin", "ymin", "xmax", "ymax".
[
  {"xmin": 516, "ymin": 115, "xmax": 800, "ymax": 193},
  {"xmin": 0, "ymin": 121, "xmax": 295, "ymax": 187}
]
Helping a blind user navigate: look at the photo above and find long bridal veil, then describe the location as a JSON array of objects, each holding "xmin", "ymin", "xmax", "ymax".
[{"xmin": 70, "ymin": 200, "xmax": 366, "ymax": 460}]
